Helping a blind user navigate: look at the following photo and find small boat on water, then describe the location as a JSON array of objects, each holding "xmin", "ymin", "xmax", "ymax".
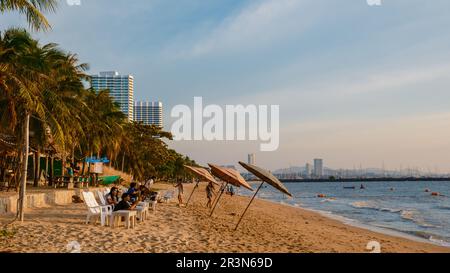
[{"xmin": 343, "ymin": 186, "xmax": 356, "ymax": 190}]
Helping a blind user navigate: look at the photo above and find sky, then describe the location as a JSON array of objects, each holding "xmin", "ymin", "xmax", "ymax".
[{"xmin": 1, "ymin": 0, "xmax": 450, "ymax": 172}]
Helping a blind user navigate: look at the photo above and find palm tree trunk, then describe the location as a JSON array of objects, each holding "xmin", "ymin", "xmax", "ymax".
[
  {"xmin": 32, "ymin": 151, "xmax": 36, "ymax": 180},
  {"xmin": 81, "ymin": 159, "xmax": 86, "ymax": 175},
  {"xmin": 121, "ymin": 153, "xmax": 125, "ymax": 173},
  {"xmin": 45, "ymin": 155, "xmax": 49, "ymax": 185},
  {"xmin": 33, "ymin": 150, "xmax": 40, "ymax": 187},
  {"xmin": 19, "ymin": 113, "xmax": 30, "ymax": 222},
  {"xmin": 49, "ymin": 156, "xmax": 54, "ymax": 186}
]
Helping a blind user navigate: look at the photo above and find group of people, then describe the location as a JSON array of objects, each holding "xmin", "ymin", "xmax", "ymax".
[
  {"xmin": 173, "ymin": 178, "xmax": 220, "ymax": 208},
  {"xmin": 105, "ymin": 176, "xmax": 158, "ymax": 212},
  {"xmin": 103, "ymin": 176, "xmax": 234, "ymax": 211}
]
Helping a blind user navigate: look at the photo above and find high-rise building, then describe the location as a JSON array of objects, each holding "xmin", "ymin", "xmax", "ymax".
[
  {"xmin": 91, "ymin": 71, "xmax": 134, "ymax": 122},
  {"xmin": 314, "ymin": 159, "xmax": 324, "ymax": 178},
  {"xmin": 305, "ymin": 163, "xmax": 312, "ymax": 178},
  {"xmin": 248, "ymin": 154, "xmax": 256, "ymax": 165},
  {"xmin": 134, "ymin": 101, "xmax": 163, "ymax": 128}
]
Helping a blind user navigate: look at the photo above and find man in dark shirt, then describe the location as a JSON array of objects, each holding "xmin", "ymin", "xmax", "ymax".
[
  {"xmin": 127, "ymin": 182, "xmax": 140, "ymax": 202},
  {"xmin": 114, "ymin": 193, "xmax": 138, "ymax": 211}
]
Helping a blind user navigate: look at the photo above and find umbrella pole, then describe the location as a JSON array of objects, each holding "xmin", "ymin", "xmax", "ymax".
[
  {"xmin": 211, "ymin": 181, "xmax": 224, "ymax": 207},
  {"xmin": 185, "ymin": 181, "xmax": 200, "ymax": 208},
  {"xmin": 210, "ymin": 182, "xmax": 228, "ymax": 217},
  {"xmin": 234, "ymin": 182, "xmax": 265, "ymax": 231}
]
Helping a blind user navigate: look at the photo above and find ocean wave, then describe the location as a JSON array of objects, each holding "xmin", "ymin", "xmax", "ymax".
[
  {"xmin": 435, "ymin": 205, "xmax": 450, "ymax": 211},
  {"xmin": 400, "ymin": 210, "xmax": 436, "ymax": 228},
  {"xmin": 320, "ymin": 198, "xmax": 337, "ymax": 203},
  {"xmin": 429, "ymin": 236, "xmax": 450, "ymax": 247},
  {"xmin": 350, "ymin": 201, "xmax": 436, "ymax": 227},
  {"xmin": 350, "ymin": 201, "xmax": 402, "ymax": 213}
]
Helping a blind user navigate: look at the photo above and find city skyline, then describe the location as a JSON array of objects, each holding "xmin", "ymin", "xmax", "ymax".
[{"xmin": 2, "ymin": 1, "xmax": 450, "ymax": 171}]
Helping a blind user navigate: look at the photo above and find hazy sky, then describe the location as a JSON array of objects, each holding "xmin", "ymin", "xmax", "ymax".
[{"xmin": 2, "ymin": 0, "xmax": 450, "ymax": 172}]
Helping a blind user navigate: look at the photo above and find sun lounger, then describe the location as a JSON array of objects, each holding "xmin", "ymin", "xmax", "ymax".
[{"xmin": 82, "ymin": 191, "xmax": 113, "ymax": 227}]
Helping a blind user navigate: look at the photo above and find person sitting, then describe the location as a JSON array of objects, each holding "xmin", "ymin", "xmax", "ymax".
[
  {"xmin": 113, "ymin": 193, "xmax": 139, "ymax": 211},
  {"xmin": 106, "ymin": 187, "xmax": 120, "ymax": 206},
  {"xmin": 127, "ymin": 182, "xmax": 140, "ymax": 202},
  {"xmin": 139, "ymin": 185, "xmax": 151, "ymax": 200}
]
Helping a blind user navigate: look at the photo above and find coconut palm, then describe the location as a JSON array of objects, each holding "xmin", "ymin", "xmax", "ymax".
[
  {"xmin": 0, "ymin": 0, "xmax": 58, "ymax": 31},
  {"xmin": 0, "ymin": 28, "xmax": 52, "ymax": 220}
]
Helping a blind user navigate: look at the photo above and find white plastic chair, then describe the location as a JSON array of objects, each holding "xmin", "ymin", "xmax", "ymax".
[
  {"xmin": 82, "ymin": 191, "xmax": 113, "ymax": 227},
  {"xmin": 97, "ymin": 190, "xmax": 113, "ymax": 211},
  {"xmin": 162, "ymin": 190, "xmax": 174, "ymax": 203},
  {"xmin": 149, "ymin": 192, "xmax": 159, "ymax": 211},
  {"xmin": 135, "ymin": 204, "xmax": 148, "ymax": 222}
]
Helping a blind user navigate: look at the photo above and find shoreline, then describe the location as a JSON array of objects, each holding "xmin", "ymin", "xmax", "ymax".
[
  {"xmin": 0, "ymin": 183, "xmax": 449, "ymax": 253},
  {"xmin": 290, "ymin": 204, "xmax": 449, "ymax": 248},
  {"xmin": 241, "ymin": 183, "xmax": 450, "ymax": 248}
]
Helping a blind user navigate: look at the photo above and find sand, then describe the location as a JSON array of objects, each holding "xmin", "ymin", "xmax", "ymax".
[{"xmin": 0, "ymin": 183, "xmax": 449, "ymax": 253}]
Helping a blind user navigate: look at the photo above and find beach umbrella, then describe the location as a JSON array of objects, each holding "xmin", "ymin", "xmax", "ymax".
[
  {"xmin": 184, "ymin": 165, "xmax": 219, "ymax": 207},
  {"xmin": 208, "ymin": 164, "xmax": 253, "ymax": 190},
  {"xmin": 235, "ymin": 161, "xmax": 293, "ymax": 230},
  {"xmin": 208, "ymin": 164, "xmax": 253, "ymax": 217}
]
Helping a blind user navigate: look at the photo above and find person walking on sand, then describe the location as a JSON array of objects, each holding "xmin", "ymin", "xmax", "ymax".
[
  {"xmin": 175, "ymin": 179, "xmax": 184, "ymax": 206},
  {"xmin": 206, "ymin": 181, "xmax": 216, "ymax": 208}
]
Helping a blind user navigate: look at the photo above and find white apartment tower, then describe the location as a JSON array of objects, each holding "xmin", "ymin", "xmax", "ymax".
[
  {"xmin": 314, "ymin": 159, "xmax": 324, "ymax": 178},
  {"xmin": 91, "ymin": 71, "xmax": 134, "ymax": 122}
]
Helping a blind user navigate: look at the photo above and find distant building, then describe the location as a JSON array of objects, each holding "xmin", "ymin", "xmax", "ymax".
[
  {"xmin": 91, "ymin": 71, "xmax": 134, "ymax": 122},
  {"xmin": 314, "ymin": 159, "xmax": 324, "ymax": 178},
  {"xmin": 134, "ymin": 101, "xmax": 163, "ymax": 128},
  {"xmin": 305, "ymin": 163, "xmax": 312, "ymax": 178},
  {"xmin": 248, "ymin": 154, "xmax": 256, "ymax": 165}
]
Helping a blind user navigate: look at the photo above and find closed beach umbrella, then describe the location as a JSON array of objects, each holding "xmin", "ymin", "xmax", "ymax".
[
  {"xmin": 209, "ymin": 164, "xmax": 253, "ymax": 190},
  {"xmin": 239, "ymin": 162, "xmax": 292, "ymax": 197},
  {"xmin": 184, "ymin": 165, "xmax": 219, "ymax": 185},
  {"xmin": 208, "ymin": 164, "xmax": 253, "ymax": 217},
  {"xmin": 234, "ymin": 161, "xmax": 293, "ymax": 230},
  {"xmin": 184, "ymin": 165, "xmax": 219, "ymax": 207}
]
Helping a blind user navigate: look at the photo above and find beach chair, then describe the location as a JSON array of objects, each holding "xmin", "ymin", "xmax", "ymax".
[
  {"xmin": 102, "ymin": 188, "xmax": 110, "ymax": 199},
  {"xmin": 149, "ymin": 192, "xmax": 160, "ymax": 211},
  {"xmin": 161, "ymin": 190, "xmax": 174, "ymax": 203},
  {"xmin": 110, "ymin": 210, "xmax": 137, "ymax": 229},
  {"xmin": 97, "ymin": 190, "xmax": 110, "ymax": 207},
  {"xmin": 136, "ymin": 203, "xmax": 148, "ymax": 222},
  {"xmin": 82, "ymin": 191, "xmax": 113, "ymax": 227}
]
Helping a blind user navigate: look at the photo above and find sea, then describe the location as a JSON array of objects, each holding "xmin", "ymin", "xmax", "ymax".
[{"xmin": 240, "ymin": 181, "xmax": 450, "ymax": 247}]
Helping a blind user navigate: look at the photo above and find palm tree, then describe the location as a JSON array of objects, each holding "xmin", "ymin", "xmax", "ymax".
[
  {"xmin": 0, "ymin": 28, "xmax": 51, "ymax": 221},
  {"xmin": 0, "ymin": 28, "xmax": 87, "ymax": 221},
  {"xmin": 0, "ymin": 0, "xmax": 58, "ymax": 31}
]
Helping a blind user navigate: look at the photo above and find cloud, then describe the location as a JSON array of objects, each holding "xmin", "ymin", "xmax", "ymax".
[
  {"xmin": 172, "ymin": 0, "xmax": 315, "ymax": 58},
  {"xmin": 229, "ymin": 61, "xmax": 450, "ymax": 111}
]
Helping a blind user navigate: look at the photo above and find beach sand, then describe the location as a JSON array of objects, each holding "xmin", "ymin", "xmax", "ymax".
[{"xmin": 0, "ymin": 183, "xmax": 448, "ymax": 253}]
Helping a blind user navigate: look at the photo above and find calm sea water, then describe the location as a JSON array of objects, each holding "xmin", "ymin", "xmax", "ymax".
[{"xmin": 240, "ymin": 181, "xmax": 450, "ymax": 247}]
